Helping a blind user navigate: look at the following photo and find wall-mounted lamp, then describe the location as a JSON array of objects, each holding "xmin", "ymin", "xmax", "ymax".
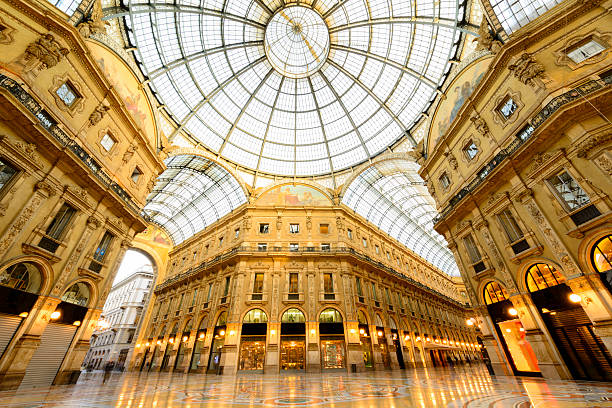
[
  {"xmin": 508, "ymin": 308, "xmax": 518, "ymax": 316},
  {"xmin": 569, "ymin": 293, "xmax": 581, "ymax": 303},
  {"xmin": 50, "ymin": 311, "xmax": 61, "ymax": 320}
]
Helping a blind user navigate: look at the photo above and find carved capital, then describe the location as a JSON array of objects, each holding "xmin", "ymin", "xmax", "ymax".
[
  {"xmin": 86, "ymin": 216, "xmax": 102, "ymax": 229},
  {"xmin": 35, "ymin": 181, "xmax": 56, "ymax": 197},
  {"xmin": 24, "ymin": 34, "xmax": 69, "ymax": 70},
  {"xmin": 508, "ymin": 53, "xmax": 545, "ymax": 88}
]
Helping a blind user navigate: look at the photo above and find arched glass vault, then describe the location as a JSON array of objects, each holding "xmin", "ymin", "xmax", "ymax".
[
  {"xmin": 143, "ymin": 155, "xmax": 247, "ymax": 245},
  {"xmin": 341, "ymin": 159, "xmax": 459, "ymax": 276},
  {"xmin": 109, "ymin": 0, "xmax": 467, "ymax": 176}
]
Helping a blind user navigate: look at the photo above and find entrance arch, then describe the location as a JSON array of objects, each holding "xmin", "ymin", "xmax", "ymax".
[
  {"xmin": 524, "ymin": 262, "xmax": 612, "ymax": 381},
  {"xmin": 318, "ymin": 308, "xmax": 345, "ymax": 370}
]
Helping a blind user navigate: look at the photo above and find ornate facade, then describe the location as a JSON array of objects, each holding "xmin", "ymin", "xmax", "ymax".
[
  {"xmin": 0, "ymin": 0, "xmax": 163, "ymax": 389},
  {"xmin": 131, "ymin": 183, "xmax": 478, "ymax": 374},
  {"xmin": 419, "ymin": 0, "xmax": 612, "ymax": 381}
]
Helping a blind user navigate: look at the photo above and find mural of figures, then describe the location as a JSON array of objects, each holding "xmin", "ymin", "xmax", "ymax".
[{"xmin": 256, "ymin": 184, "xmax": 331, "ymax": 206}]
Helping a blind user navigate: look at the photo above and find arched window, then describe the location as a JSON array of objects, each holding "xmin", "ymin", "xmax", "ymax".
[
  {"xmin": 198, "ymin": 316, "xmax": 207, "ymax": 330},
  {"xmin": 484, "ymin": 281, "xmax": 509, "ymax": 304},
  {"xmin": 592, "ymin": 235, "xmax": 612, "ymax": 273},
  {"xmin": 374, "ymin": 313, "xmax": 384, "ymax": 327},
  {"xmin": 281, "ymin": 308, "xmax": 305, "ymax": 323},
  {"xmin": 170, "ymin": 323, "xmax": 178, "ymax": 335},
  {"xmin": 0, "ymin": 262, "xmax": 42, "ymax": 294},
  {"xmin": 61, "ymin": 282, "xmax": 90, "ymax": 306},
  {"xmin": 526, "ymin": 263, "xmax": 565, "ymax": 292},
  {"xmin": 158, "ymin": 325, "xmax": 167, "ymax": 337},
  {"xmin": 389, "ymin": 317, "xmax": 398, "ymax": 330},
  {"xmin": 319, "ymin": 308, "xmax": 342, "ymax": 323},
  {"xmin": 357, "ymin": 310, "xmax": 369, "ymax": 325},
  {"xmin": 243, "ymin": 308, "xmax": 268, "ymax": 323},
  {"xmin": 216, "ymin": 311, "xmax": 227, "ymax": 326},
  {"xmin": 184, "ymin": 318, "xmax": 193, "ymax": 332}
]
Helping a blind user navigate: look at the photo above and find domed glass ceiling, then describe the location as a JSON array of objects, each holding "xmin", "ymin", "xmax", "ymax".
[{"xmin": 121, "ymin": 0, "xmax": 464, "ymax": 176}]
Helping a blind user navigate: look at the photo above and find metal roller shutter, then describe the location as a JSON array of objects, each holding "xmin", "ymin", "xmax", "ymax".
[
  {"xmin": 0, "ymin": 314, "xmax": 22, "ymax": 359},
  {"xmin": 18, "ymin": 323, "xmax": 77, "ymax": 389}
]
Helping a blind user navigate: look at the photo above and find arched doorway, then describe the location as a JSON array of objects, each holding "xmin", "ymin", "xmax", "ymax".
[
  {"xmin": 483, "ymin": 280, "xmax": 540, "ymax": 376},
  {"xmin": 389, "ymin": 317, "xmax": 405, "ymax": 369},
  {"xmin": 207, "ymin": 311, "xmax": 227, "ymax": 373},
  {"xmin": 189, "ymin": 316, "xmax": 207, "ymax": 372},
  {"xmin": 357, "ymin": 310, "xmax": 373, "ymax": 369},
  {"xmin": 280, "ymin": 308, "xmax": 306, "ymax": 370},
  {"xmin": 149, "ymin": 324, "xmax": 166, "ymax": 371},
  {"xmin": 525, "ymin": 263, "xmax": 612, "ymax": 381},
  {"xmin": 19, "ymin": 281, "xmax": 91, "ymax": 389},
  {"xmin": 0, "ymin": 262, "xmax": 44, "ymax": 359},
  {"xmin": 591, "ymin": 234, "xmax": 612, "ymax": 294},
  {"xmin": 319, "ymin": 308, "xmax": 345, "ymax": 370},
  {"xmin": 161, "ymin": 323, "xmax": 178, "ymax": 370},
  {"xmin": 239, "ymin": 309, "xmax": 267, "ymax": 371},
  {"xmin": 174, "ymin": 319, "xmax": 192, "ymax": 370},
  {"xmin": 374, "ymin": 313, "xmax": 390, "ymax": 369}
]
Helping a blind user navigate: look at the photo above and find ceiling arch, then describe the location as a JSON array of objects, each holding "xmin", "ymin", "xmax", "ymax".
[
  {"xmin": 143, "ymin": 154, "xmax": 248, "ymax": 245},
  {"xmin": 340, "ymin": 156, "xmax": 459, "ymax": 276}
]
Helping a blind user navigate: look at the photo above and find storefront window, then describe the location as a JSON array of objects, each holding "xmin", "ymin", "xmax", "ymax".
[
  {"xmin": 321, "ymin": 339, "xmax": 345, "ymax": 369},
  {"xmin": 282, "ymin": 308, "xmax": 305, "ymax": 323},
  {"xmin": 592, "ymin": 235, "xmax": 612, "ymax": 273},
  {"xmin": 319, "ymin": 308, "xmax": 342, "ymax": 323},
  {"xmin": 239, "ymin": 338, "xmax": 265, "ymax": 370},
  {"xmin": 243, "ymin": 308, "xmax": 267, "ymax": 323},
  {"xmin": 281, "ymin": 338, "xmax": 305, "ymax": 370},
  {"xmin": 497, "ymin": 320, "xmax": 540, "ymax": 373},
  {"xmin": 484, "ymin": 281, "xmax": 509, "ymax": 304},
  {"xmin": 526, "ymin": 263, "xmax": 565, "ymax": 292}
]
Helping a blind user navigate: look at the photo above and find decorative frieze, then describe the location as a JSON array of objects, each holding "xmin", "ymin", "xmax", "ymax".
[{"xmin": 508, "ymin": 53, "xmax": 545, "ymax": 88}]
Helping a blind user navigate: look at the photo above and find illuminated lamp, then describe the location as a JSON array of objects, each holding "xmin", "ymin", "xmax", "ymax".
[
  {"xmin": 50, "ymin": 311, "xmax": 61, "ymax": 320},
  {"xmin": 508, "ymin": 308, "xmax": 518, "ymax": 316},
  {"xmin": 270, "ymin": 329, "xmax": 276, "ymax": 335},
  {"xmin": 136, "ymin": 344, "xmax": 141, "ymax": 348},
  {"xmin": 157, "ymin": 340, "xmax": 162, "ymax": 345},
  {"xmin": 19, "ymin": 312, "xmax": 28, "ymax": 318},
  {"xmin": 359, "ymin": 328, "xmax": 365, "ymax": 335},
  {"xmin": 182, "ymin": 336, "xmax": 188, "ymax": 342},
  {"xmin": 73, "ymin": 321, "xmax": 81, "ymax": 326},
  {"xmin": 350, "ymin": 328, "xmax": 356, "ymax": 334},
  {"xmin": 310, "ymin": 329, "xmax": 316, "ymax": 334},
  {"xmin": 199, "ymin": 333, "xmax": 205, "ymax": 339},
  {"xmin": 145, "ymin": 342, "xmax": 150, "ymax": 347},
  {"xmin": 169, "ymin": 338, "xmax": 174, "ymax": 344},
  {"xmin": 219, "ymin": 330, "xmax": 225, "ymax": 336},
  {"xmin": 569, "ymin": 293, "xmax": 581, "ymax": 303},
  {"xmin": 229, "ymin": 330, "xmax": 236, "ymax": 336},
  {"xmin": 466, "ymin": 319, "xmax": 474, "ymax": 326},
  {"xmin": 377, "ymin": 331, "xmax": 383, "ymax": 337}
]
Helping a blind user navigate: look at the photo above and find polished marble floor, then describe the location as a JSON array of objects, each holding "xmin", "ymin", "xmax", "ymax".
[{"xmin": 0, "ymin": 364, "xmax": 611, "ymax": 407}]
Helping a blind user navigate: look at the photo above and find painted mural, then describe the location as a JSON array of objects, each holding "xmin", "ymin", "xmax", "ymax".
[
  {"xmin": 427, "ymin": 56, "xmax": 493, "ymax": 156},
  {"xmin": 256, "ymin": 184, "xmax": 331, "ymax": 206},
  {"xmin": 86, "ymin": 40, "xmax": 157, "ymax": 145}
]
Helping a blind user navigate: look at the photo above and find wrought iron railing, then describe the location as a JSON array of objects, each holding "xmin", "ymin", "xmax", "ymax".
[
  {"xmin": 154, "ymin": 245, "xmax": 467, "ymax": 307},
  {"xmin": 434, "ymin": 73, "xmax": 612, "ymax": 224},
  {"xmin": 0, "ymin": 74, "xmax": 145, "ymax": 217}
]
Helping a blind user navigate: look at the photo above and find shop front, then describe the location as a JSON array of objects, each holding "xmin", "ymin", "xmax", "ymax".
[
  {"xmin": 238, "ymin": 309, "xmax": 267, "ymax": 371},
  {"xmin": 280, "ymin": 308, "xmax": 306, "ymax": 370},
  {"xmin": 319, "ymin": 308, "xmax": 346, "ymax": 370},
  {"xmin": 207, "ymin": 312, "xmax": 227, "ymax": 373}
]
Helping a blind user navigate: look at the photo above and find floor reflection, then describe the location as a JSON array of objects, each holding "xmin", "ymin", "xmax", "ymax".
[{"xmin": 0, "ymin": 364, "xmax": 611, "ymax": 407}]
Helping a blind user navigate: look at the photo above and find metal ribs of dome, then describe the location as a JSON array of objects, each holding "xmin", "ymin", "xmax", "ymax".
[{"xmin": 111, "ymin": 0, "xmax": 466, "ymax": 177}]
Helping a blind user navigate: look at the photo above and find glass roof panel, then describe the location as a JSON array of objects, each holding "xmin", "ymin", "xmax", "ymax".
[
  {"xmin": 143, "ymin": 155, "xmax": 248, "ymax": 245},
  {"xmin": 490, "ymin": 0, "xmax": 563, "ymax": 34},
  {"xmin": 47, "ymin": 0, "xmax": 80, "ymax": 15},
  {"xmin": 120, "ymin": 0, "xmax": 464, "ymax": 176},
  {"xmin": 342, "ymin": 159, "xmax": 460, "ymax": 276}
]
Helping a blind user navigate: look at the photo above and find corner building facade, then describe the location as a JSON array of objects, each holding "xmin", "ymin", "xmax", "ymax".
[
  {"xmin": 131, "ymin": 183, "xmax": 479, "ymax": 374},
  {"xmin": 419, "ymin": 0, "xmax": 612, "ymax": 381}
]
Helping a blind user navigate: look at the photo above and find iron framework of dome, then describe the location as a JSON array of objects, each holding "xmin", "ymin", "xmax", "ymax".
[{"xmin": 113, "ymin": 0, "xmax": 466, "ymax": 177}]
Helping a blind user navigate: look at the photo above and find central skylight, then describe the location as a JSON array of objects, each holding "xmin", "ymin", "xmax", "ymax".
[{"xmin": 122, "ymin": 0, "xmax": 463, "ymax": 176}]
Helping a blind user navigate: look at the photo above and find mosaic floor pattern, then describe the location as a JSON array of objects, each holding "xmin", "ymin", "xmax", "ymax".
[{"xmin": 0, "ymin": 364, "xmax": 611, "ymax": 407}]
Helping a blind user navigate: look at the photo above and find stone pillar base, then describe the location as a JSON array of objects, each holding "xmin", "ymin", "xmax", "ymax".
[
  {"xmin": 54, "ymin": 369, "xmax": 81, "ymax": 385},
  {"xmin": 0, "ymin": 371, "xmax": 25, "ymax": 391}
]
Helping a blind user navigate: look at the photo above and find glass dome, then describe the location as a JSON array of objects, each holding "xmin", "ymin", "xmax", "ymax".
[{"xmin": 122, "ymin": 0, "xmax": 464, "ymax": 176}]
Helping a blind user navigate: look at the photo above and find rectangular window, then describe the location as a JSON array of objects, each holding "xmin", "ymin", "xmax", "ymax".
[
  {"xmin": 321, "ymin": 243, "xmax": 330, "ymax": 251},
  {"xmin": 258, "ymin": 243, "xmax": 267, "ymax": 251},
  {"xmin": 371, "ymin": 283, "xmax": 378, "ymax": 300},
  {"xmin": 386, "ymin": 252, "xmax": 391, "ymax": 260},
  {"xmin": 206, "ymin": 283, "xmax": 213, "ymax": 302},
  {"xmin": 347, "ymin": 229, "xmax": 353, "ymax": 239},
  {"xmin": 289, "ymin": 223, "xmax": 300, "ymax": 234},
  {"xmin": 205, "ymin": 244, "xmax": 209, "ymax": 254},
  {"xmin": 234, "ymin": 228, "xmax": 240, "ymax": 238},
  {"xmin": 93, "ymin": 231, "xmax": 114, "ymax": 262},
  {"xmin": 498, "ymin": 97, "xmax": 518, "ymax": 119},
  {"xmin": 463, "ymin": 140, "xmax": 479, "ymax": 160},
  {"xmin": 253, "ymin": 273, "xmax": 264, "ymax": 293},
  {"xmin": 56, "ymin": 82, "xmax": 78, "ymax": 107},
  {"xmin": 45, "ymin": 203, "xmax": 76, "ymax": 240},
  {"xmin": 567, "ymin": 39, "xmax": 606, "ymax": 63},
  {"xmin": 439, "ymin": 173, "xmax": 451, "ymax": 189},
  {"xmin": 397, "ymin": 293, "xmax": 404, "ymax": 308},
  {"xmin": 130, "ymin": 167, "xmax": 143, "ymax": 183},
  {"xmin": 319, "ymin": 224, "xmax": 329, "ymax": 234},
  {"xmin": 193, "ymin": 251, "xmax": 198, "ymax": 260},
  {"xmin": 323, "ymin": 273, "xmax": 333, "ymax": 293},
  {"xmin": 289, "ymin": 273, "xmax": 298, "ymax": 293},
  {"xmin": 290, "ymin": 243, "xmax": 299, "ymax": 252},
  {"xmin": 498, "ymin": 208, "xmax": 524, "ymax": 243},
  {"xmin": 385, "ymin": 287, "xmax": 391, "ymax": 304},
  {"xmin": 177, "ymin": 293, "xmax": 184, "ymax": 310},
  {"xmin": 100, "ymin": 133, "xmax": 116, "ymax": 152},
  {"xmin": 191, "ymin": 289, "xmax": 198, "ymax": 306},
  {"xmin": 223, "ymin": 276, "xmax": 231, "ymax": 296},
  {"xmin": 0, "ymin": 158, "xmax": 18, "ymax": 195},
  {"xmin": 259, "ymin": 223, "xmax": 269, "ymax": 234},
  {"xmin": 362, "ymin": 238, "xmax": 368, "ymax": 248},
  {"xmin": 218, "ymin": 236, "xmax": 224, "ymax": 247},
  {"xmin": 463, "ymin": 234, "xmax": 482, "ymax": 264},
  {"xmin": 547, "ymin": 171, "xmax": 590, "ymax": 211},
  {"xmin": 375, "ymin": 245, "xmax": 380, "ymax": 254},
  {"xmin": 356, "ymin": 277, "xmax": 363, "ymax": 297}
]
